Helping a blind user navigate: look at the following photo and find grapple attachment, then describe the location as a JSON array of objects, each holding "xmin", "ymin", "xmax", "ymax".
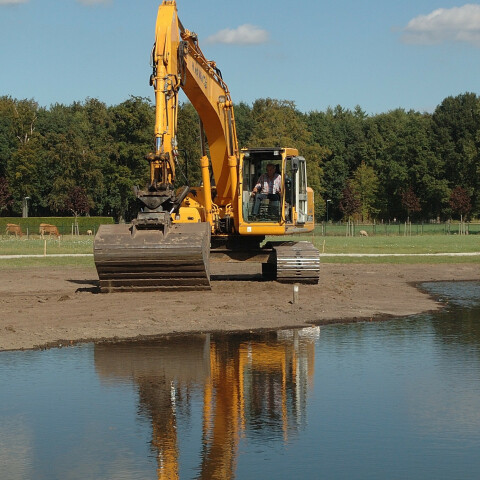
[{"xmin": 94, "ymin": 222, "xmax": 211, "ymax": 292}]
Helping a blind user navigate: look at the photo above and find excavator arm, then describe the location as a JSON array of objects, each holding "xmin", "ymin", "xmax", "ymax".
[{"xmin": 146, "ymin": 1, "xmax": 239, "ymax": 216}]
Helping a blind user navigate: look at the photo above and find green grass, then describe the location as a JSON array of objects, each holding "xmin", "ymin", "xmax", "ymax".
[
  {"xmin": 311, "ymin": 235, "xmax": 480, "ymax": 254},
  {"xmin": 1, "ymin": 232, "xmax": 479, "ymax": 268},
  {"xmin": 265, "ymin": 232, "xmax": 480, "ymax": 254},
  {"xmin": 0, "ymin": 235, "xmax": 94, "ymax": 255},
  {"xmin": 0, "ymin": 235, "xmax": 95, "ymax": 269},
  {"xmin": 266, "ymin": 232, "xmax": 480, "ymax": 264}
]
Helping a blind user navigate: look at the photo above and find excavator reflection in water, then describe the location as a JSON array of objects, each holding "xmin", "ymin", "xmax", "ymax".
[{"xmin": 94, "ymin": 328, "xmax": 319, "ymax": 479}]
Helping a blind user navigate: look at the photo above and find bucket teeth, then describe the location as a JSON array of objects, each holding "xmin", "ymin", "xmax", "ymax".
[{"xmin": 94, "ymin": 223, "xmax": 211, "ymax": 292}]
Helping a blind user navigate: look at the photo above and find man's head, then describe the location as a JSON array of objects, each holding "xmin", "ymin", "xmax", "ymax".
[{"xmin": 266, "ymin": 163, "xmax": 276, "ymax": 176}]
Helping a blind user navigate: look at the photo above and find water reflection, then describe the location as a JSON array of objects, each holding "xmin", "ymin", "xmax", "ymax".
[
  {"xmin": 94, "ymin": 329, "xmax": 318, "ymax": 480},
  {"xmin": 0, "ymin": 416, "xmax": 33, "ymax": 480},
  {"xmin": 1, "ymin": 282, "xmax": 480, "ymax": 480}
]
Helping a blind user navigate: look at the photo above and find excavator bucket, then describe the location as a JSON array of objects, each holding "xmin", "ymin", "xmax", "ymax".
[{"xmin": 94, "ymin": 222, "xmax": 211, "ymax": 292}]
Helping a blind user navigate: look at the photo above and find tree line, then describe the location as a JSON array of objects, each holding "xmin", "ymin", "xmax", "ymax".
[{"xmin": 0, "ymin": 92, "xmax": 479, "ymax": 222}]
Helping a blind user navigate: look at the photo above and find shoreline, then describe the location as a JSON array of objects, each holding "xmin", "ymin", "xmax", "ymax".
[{"xmin": 1, "ymin": 263, "xmax": 479, "ymax": 352}]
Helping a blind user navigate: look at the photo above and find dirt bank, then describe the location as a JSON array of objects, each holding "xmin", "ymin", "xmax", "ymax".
[{"xmin": 0, "ymin": 263, "xmax": 479, "ymax": 351}]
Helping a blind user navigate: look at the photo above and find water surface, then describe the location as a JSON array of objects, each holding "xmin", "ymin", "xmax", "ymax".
[{"xmin": 1, "ymin": 281, "xmax": 480, "ymax": 479}]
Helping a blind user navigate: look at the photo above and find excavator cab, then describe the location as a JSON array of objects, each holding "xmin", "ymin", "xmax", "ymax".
[
  {"xmin": 242, "ymin": 149, "xmax": 283, "ymax": 223},
  {"xmin": 240, "ymin": 148, "xmax": 311, "ymax": 228}
]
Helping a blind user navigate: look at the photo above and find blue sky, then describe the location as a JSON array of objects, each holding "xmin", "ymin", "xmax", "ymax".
[{"xmin": 1, "ymin": 0, "xmax": 479, "ymax": 114}]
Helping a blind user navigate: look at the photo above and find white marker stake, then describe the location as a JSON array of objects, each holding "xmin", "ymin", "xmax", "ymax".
[{"xmin": 293, "ymin": 284, "xmax": 299, "ymax": 304}]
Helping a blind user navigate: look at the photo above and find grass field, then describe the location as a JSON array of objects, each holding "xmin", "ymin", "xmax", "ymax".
[
  {"xmin": 271, "ymin": 234, "xmax": 480, "ymax": 264},
  {"xmin": 308, "ymin": 234, "xmax": 480, "ymax": 254},
  {"xmin": 0, "ymin": 236, "xmax": 95, "ymax": 268},
  {"xmin": 0, "ymin": 232, "xmax": 479, "ymax": 268},
  {"xmin": 0, "ymin": 236, "xmax": 94, "ymax": 254}
]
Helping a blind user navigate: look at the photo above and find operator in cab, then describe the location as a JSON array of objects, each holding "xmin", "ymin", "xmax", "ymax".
[{"xmin": 251, "ymin": 163, "xmax": 281, "ymax": 216}]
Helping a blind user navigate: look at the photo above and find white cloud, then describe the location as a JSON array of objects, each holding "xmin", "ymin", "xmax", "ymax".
[
  {"xmin": 76, "ymin": 0, "xmax": 112, "ymax": 5},
  {"xmin": 0, "ymin": 0, "xmax": 28, "ymax": 5},
  {"xmin": 205, "ymin": 24, "xmax": 269, "ymax": 45},
  {"xmin": 401, "ymin": 4, "xmax": 480, "ymax": 47}
]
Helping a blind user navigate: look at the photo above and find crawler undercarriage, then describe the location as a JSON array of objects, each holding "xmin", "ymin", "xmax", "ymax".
[{"xmin": 94, "ymin": 225, "xmax": 319, "ymax": 292}]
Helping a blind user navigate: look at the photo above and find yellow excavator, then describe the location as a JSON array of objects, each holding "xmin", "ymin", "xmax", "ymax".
[{"xmin": 94, "ymin": 1, "xmax": 320, "ymax": 292}]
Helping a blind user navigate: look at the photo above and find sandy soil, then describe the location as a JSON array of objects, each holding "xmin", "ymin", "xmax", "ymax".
[{"xmin": 0, "ymin": 262, "xmax": 479, "ymax": 351}]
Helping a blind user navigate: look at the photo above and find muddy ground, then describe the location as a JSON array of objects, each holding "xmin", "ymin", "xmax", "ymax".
[{"xmin": 0, "ymin": 262, "xmax": 479, "ymax": 351}]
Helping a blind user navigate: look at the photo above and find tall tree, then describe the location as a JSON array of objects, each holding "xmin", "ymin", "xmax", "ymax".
[
  {"xmin": 432, "ymin": 92, "xmax": 480, "ymax": 217},
  {"xmin": 106, "ymin": 96, "xmax": 155, "ymax": 220},
  {"xmin": 307, "ymin": 106, "xmax": 369, "ymax": 220},
  {"xmin": 6, "ymin": 134, "xmax": 45, "ymax": 215},
  {"xmin": 350, "ymin": 161, "xmax": 379, "ymax": 221},
  {"xmin": 449, "ymin": 186, "xmax": 471, "ymax": 220},
  {"xmin": 367, "ymin": 109, "xmax": 410, "ymax": 219},
  {"xmin": 319, "ymin": 155, "xmax": 347, "ymax": 221},
  {"xmin": 233, "ymin": 101, "xmax": 254, "ymax": 148},
  {"xmin": 400, "ymin": 186, "xmax": 421, "ymax": 222},
  {"xmin": 339, "ymin": 182, "xmax": 361, "ymax": 220},
  {"xmin": 0, "ymin": 96, "xmax": 18, "ymax": 177},
  {"xmin": 11, "ymin": 98, "xmax": 38, "ymax": 146},
  {"xmin": 33, "ymin": 100, "xmax": 108, "ymax": 216},
  {"xmin": 0, "ymin": 177, "xmax": 13, "ymax": 214}
]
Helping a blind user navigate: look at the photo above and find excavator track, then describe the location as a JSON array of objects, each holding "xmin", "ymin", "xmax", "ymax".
[
  {"xmin": 269, "ymin": 241, "xmax": 320, "ymax": 284},
  {"xmin": 94, "ymin": 222, "xmax": 211, "ymax": 292}
]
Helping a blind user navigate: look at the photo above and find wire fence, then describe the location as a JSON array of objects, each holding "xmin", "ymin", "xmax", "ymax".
[
  {"xmin": 2, "ymin": 224, "xmax": 99, "ymax": 238},
  {"xmin": 317, "ymin": 221, "xmax": 480, "ymax": 237},
  {"xmin": 3, "ymin": 218, "xmax": 480, "ymax": 238}
]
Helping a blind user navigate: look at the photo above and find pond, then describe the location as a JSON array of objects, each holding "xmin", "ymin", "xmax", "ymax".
[{"xmin": 1, "ymin": 281, "xmax": 480, "ymax": 480}]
